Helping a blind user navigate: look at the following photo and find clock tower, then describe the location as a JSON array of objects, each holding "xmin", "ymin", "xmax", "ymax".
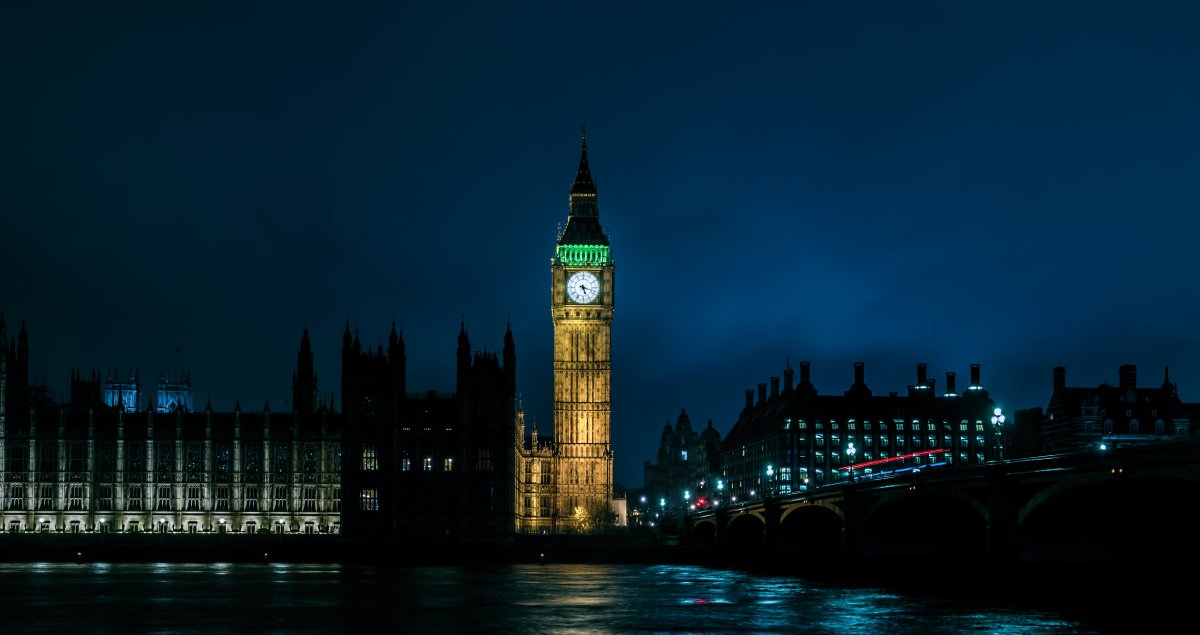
[{"xmin": 551, "ymin": 132, "xmax": 614, "ymax": 527}]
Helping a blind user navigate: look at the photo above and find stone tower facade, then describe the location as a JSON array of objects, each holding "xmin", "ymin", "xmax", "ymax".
[{"xmin": 550, "ymin": 133, "xmax": 614, "ymax": 525}]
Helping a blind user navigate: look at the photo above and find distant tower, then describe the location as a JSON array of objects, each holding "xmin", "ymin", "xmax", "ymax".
[
  {"xmin": 551, "ymin": 131, "xmax": 615, "ymax": 523},
  {"xmin": 156, "ymin": 368, "xmax": 193, "ymax": 413},
  {"xmin": 292, "ymin": 325, "xmax": 317, "ymax": 414},
  {"xmin": 104, "ymin": 368, "xmax": 141, "ymax": 411}
]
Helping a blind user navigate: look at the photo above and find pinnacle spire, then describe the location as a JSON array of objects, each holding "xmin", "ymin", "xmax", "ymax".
[{"xmin": 570, "ymin": 127, "xmax": 596, "ymax": 196}]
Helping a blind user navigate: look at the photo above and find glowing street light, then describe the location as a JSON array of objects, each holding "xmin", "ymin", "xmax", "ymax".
[
  {"xmin": 846, "ymin": 442, "xmax": 857, "ymax": 481},
  {"xmin": 990, "ymin": 407, "xmax": 1006, "ymax": 461},
  {"xmin": 766, "ymin": 464, "xmax": 775, "ymax": 497}
]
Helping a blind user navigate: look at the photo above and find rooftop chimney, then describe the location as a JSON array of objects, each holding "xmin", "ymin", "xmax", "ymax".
[
  {"xmin": 800, "ymin": 361, "xmax": 811, "ymax": 386},
  {"xmin": 770, "ymin": 377, "xmax": 779, "ymax": 398},
  {"xmin": 758, "ymin": 382, "xmax": 767, "ymax": 404},
  {"xmin": 783, "ymin": 366, "xmax": 794, "ymax": 393},
  {"xmin": 1053, "ymin": 366, "xmax": 1066, "ymax": 392},
  {"xmin": 745, "ymin": 389, "xmax": 754, "ymax": 411},
  {"xmin": 854, "ymin": 362, "xmax": 865, "ymax": 385},
  {"xmin": 946, "ymin": 372, "xmax": 957, "ymax": 395},
  {"xmin": 1119, "ymin": 364, "xmax": 1137, "ymax": 393},
  {"xmin": 916, "ymin": 363, "xmax": 928, "ymax": 385},
  {"xmin": 970, "ymin": 363, "xmax": 981, "ymax": 387}
]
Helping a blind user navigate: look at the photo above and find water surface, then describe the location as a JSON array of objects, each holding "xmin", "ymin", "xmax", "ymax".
[{"xmin": 2, "ymin": 562, "xmax": 1099, "ymax": 633}]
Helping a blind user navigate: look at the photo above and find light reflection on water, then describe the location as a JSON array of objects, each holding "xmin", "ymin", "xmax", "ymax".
[{"xmin": 0, "ymin": 562, "xmax": 1098, "ymax": 634}]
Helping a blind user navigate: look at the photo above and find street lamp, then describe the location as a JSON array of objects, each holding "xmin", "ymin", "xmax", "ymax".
[
  {"xmin": 990, "ymin": 407, "xmax": 1006, "ymax": 461},
  {"xmin": 766, "ymin": 464, "xmax": 774, "ymax": 497},
  {"xmin": 846, "ymin": 442, "xmax": 857, "ymax": 481}
]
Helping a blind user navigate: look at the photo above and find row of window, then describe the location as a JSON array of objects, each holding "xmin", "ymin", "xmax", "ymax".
[
  {"xmin": 785, "ymin": 419, "xmax": 987, "ymax": 432},
  {"xmin": 361, "ymin": 445, "xmax": 493, "ymax": 472},
  {"xmin": 3, "ymin": 485, "xmax": 340, "ymax": 513},
  {"xmin": 4, "ymin": 443, "xmax": 339, "ymax": 475}
]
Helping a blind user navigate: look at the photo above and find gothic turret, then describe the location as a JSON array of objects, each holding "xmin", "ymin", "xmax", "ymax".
[
  {"xmin": 292, "ymin": 324, "xmax": 317, "ymax": 414},
  {"xmin": 503, "ymin": 321, "xmax": 516, "ymax": 392},
  {"xmin": 388, "ymin": 321, "xmax": 406, "ymax": 397},
  {"xmin": 456, "ymin": 322, "xmax": 471, "ymax": 392}
]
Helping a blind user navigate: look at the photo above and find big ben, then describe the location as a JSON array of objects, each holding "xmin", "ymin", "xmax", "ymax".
[{"xmin": 551, "ymin": 132, "xmax": 613, "ymax": 526}]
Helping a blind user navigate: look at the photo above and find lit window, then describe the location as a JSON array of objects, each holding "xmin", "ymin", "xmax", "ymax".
[
  {"xmin": 186, "ymin": 486, "xmax": 201, "ymax": 511},
  {"xmin": 156, "ymin": 486, "xmax": 172, "ymax": 511},
  {"xmin": 361, "ymin": 443, "xmax": 378, "ymax": 471},
  {"xmin": 681, "ymin": 450, "xmax": 688, "ymax": 462},
  {"xmin": 244, "ymin": 486, "xmax": 260, "ymax": 512},
  {"xmin": 443, "ymin": 457, "xmax": 454, "ymax": 471},
  {"xmin": 401, "ymin": 456, "xmax": 412, "ymax": 472},
  {"xmin": 423, "ymin": 457, "xmax": 433, "ymax": 472},
  {"xmin": 361, "ymin": 488, "xmax": 379, "ymax": 511}
]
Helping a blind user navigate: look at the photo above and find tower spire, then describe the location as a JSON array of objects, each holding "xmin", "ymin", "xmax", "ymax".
[
  {"xmin": 570, "ymin": 127, "xmax": 595, "ymax": 197},
  {"xmin": 559, "ymin": 130, "xmax": 609, "ymax": 246}
]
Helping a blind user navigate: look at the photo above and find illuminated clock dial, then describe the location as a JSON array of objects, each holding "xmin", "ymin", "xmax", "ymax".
[{"xmin": 566, "ymin": 271, "xmax": 600, "ymax": 304}]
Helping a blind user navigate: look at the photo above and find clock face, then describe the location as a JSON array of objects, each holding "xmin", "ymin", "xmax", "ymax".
[{"xmin": 566, "ymin": 271, "xmax": 600, "ymax": 303}]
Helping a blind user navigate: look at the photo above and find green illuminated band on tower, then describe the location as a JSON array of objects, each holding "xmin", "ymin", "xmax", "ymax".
[{"xmin": 554, "ymin": 244, "xmax": 612, "ymax": 266}]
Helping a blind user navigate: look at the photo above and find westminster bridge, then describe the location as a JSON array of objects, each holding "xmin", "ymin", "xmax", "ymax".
[{"xmin": 683, "ymin": 440, "xmax": 1200, "ymax": 564}]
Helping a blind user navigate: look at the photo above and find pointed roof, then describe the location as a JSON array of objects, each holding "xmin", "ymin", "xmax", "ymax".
[
  {"xmin": 570, "ymin": 130, "xmax": 596, "ymax": 195},
  {"xmin": 559, "ymin": 132, "xmax": 610, "ymax": 246}
]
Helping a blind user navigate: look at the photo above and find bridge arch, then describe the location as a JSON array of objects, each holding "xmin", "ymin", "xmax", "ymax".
[
  {"xmin": 777, "ymin": 503, "xmax": 843, "ymax": 554},
  {"xmin": 689, "ymin": 519, "xmax": 718, "ymax": 547},
  {"xmin": 861, "ymin": 491, "xmax": 988, "ymax": 559},
  {"xmin": 724, "ymin": 512, "xmax": 766, "ymax": 548},
  {"xmin": 1019, "ymin": 472, "xmax": 1200, "ymax": 563}
]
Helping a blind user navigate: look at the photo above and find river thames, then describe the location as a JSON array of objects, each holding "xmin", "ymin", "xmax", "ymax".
[{"xmin": 1, "ymin": 561, "xmax": 1140, "ymax": 634}]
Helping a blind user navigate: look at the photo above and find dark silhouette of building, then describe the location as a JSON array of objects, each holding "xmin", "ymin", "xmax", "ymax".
[
  {"xmin": 640, "ymin": 409, "xmax": 722, "ymax": 513},
  {"xmin": 719, "ymin": 361, "xmax": 1002, "ymax": 503},
  {"xmin": 1015, "ymin": 364, "xmax": 1195, "ymax": 455},
  {"xmin": 340, "ymin": 321, "xmax": 517, "ymax": 543}
]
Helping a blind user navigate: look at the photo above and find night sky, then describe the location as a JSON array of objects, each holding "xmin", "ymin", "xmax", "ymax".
[{"xmin": 3, "ymin": 2, "xmax": 1199, "ymax": 489}]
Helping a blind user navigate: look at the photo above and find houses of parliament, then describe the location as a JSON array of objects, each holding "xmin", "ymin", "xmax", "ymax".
[{"xmin": 0, "ymin": 136, "xmax": 616, "ymax": 539}]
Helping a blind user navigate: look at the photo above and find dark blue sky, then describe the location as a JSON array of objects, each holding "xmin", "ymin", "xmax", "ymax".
[{"xmin": 3, "ymin": 2, "xmax": 1199, "ymax": 488}]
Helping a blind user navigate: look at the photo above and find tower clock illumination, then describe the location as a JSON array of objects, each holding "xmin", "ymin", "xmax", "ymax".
[
  {"xmin": 550, "ymin": 131, "xmax": 614, "ymax": 526},
  {"xmin": 566, "ymin": 271, "xmax": 600, "ymax": 303}
]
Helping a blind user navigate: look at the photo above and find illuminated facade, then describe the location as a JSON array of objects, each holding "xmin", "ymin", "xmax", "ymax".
[
  {"xmin": 720, "ymin": 362, "xmax": 1000, "ymax": 503},
  {"xmin": 516, "ymin": 134, "xmax": 615, "ymax": 533},
  {"xmin": 0, "ymin": 320, "xmax": 518, "ymax": 542},
  {"xmin": 0, "ymin": 324, "xmax": 340, "ymax": 535}
]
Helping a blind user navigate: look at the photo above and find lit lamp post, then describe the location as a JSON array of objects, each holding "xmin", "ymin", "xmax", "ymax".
[
  {"xmin": 990, "ymin": 407, "xmax": 1006, "ymax": 461},
  {"xmin": 766, "ymin": 464, "xmax": 774, "ymax": 498},
  {"xmin": 846, "ymin": 442, "xmax": 857, "ymax": 481}
]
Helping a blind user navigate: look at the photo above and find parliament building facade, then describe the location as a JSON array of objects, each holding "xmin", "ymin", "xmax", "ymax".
[{"xmin": 0, "ymin": 134, "xmax": 617, "ymax": 538}]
